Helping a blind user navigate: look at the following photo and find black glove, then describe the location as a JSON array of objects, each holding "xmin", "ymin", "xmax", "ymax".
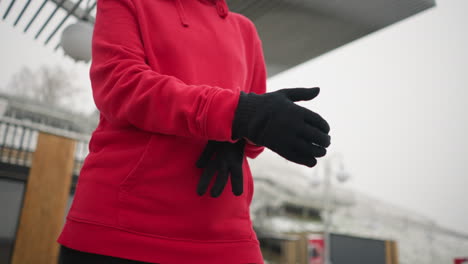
[
  {"xmin": 196, "ymin": 140, "xmax": 246, "ymax": 198},
  {"xmin": 232, "ymin": 87, "xmax": 330, "ymax": 167}
]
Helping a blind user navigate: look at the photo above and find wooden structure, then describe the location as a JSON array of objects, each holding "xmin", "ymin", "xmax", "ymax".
[
  {"xmin": 10, "ymin": 132, "xmax": 76, "ymax": 264},
  {"xmin": 386, "ymin": 240, "xmax": 399, "ymax": 264}
]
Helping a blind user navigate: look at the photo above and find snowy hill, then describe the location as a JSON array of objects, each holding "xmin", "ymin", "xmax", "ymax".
[{"xmin": 249, "ymin": 149, "xmax": 468, "ymax": 263}]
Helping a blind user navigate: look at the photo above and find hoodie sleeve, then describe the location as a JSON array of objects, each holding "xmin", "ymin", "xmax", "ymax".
[
  {"xmin": 89, "ymin": 0, "xmax": 239, "ymax": 141},
  {"xmin": 245, "ymin": 34, "xmax": 267, "ymax": 159}
]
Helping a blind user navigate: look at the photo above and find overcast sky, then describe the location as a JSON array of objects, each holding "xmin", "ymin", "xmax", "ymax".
[
  {"xmin": 267, "ymin": 0, "xmax": 468, "ymax": 234},
  {"xmin": 0, "ymin": 0, "xmax": 467, "ymax": 234}
]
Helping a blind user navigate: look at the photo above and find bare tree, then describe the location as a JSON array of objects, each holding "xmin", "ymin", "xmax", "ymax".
[
  {"xmin": 2, "ymin": 64, "xmax": 83, "ymax": 110},
  {"xmin": 5, "ymin": 66, "xmax": 38, "ymax": 99}
]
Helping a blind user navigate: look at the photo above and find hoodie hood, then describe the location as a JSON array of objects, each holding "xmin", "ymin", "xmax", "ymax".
[{"xmin": 174, "ymin": 0, "xmax": 229, "ymax": 27}]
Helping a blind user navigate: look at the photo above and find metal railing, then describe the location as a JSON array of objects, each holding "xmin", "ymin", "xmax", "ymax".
[
  {"xmin": 0, "ymin": 117, "xmax": 90, "ymax": 178},
  {"xmin": 0, "ymin": 119, "xmax": 36, "ymax": 168}
]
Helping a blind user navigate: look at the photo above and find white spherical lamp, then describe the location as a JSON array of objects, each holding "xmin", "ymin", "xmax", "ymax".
[{"xmin": 61, "ymin": 21, "xmax": 93, "ymax": 62}]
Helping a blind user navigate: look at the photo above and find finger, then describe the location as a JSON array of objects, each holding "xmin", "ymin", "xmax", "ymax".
[
  {"xmin": 233, "ymin": 140, "xmax": 246, "ymax": 162},
  {"xmin": 292, "ymin": 152, "xmax": 318, "ymax": 168},
  {"xmin": 234, "ymin": 139, "xmax": 247, "ymax": 152},
  {"xmin": 298, "ymin": 125, "xmax": 331, "ymax": 148},
  {"xmin": 197, "ymin": 162, "xmax": 217, "ymax": 196},
  {"xmin": 281, "ymin": 87, "xmax": 320, "ymax": 102},
  {"xmin": 301, "ymin": 107, "xmax": 330, "ymax": 134},
  {"xmin": 196, "ymin": 141, "xmax": 218, "ymax": 168},
  {"xmin": 278, "ymin": 147, "xmax": 318, "ymax": 168},
  {"xmin": 230, "ymin": 162, "xmax": 244, "ymax": 196},
  {"xmin": 293, "ymin": 140, "xmax": 327, "ymax": 158},
  {"xmin": 210, "ymin": 163, "xmax": 229, "ymax": 198}
]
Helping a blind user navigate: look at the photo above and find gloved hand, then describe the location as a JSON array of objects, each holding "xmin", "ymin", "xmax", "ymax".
[
  {"xmin": 196, "ymin": 139, "xmax": 246, "ymax": 197},
  {"xmin": 232, "ymin": 87, "xmax": 330, "ymax": 167}
]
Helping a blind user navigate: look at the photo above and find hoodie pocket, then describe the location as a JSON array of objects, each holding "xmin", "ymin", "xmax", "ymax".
[
  {"xmin": 119, "ymin": 135, "xmax": 155, "ymax": 192},
  {"xmin": 117, "ymin": 136, "xmax": 254, "ymax": 242}
]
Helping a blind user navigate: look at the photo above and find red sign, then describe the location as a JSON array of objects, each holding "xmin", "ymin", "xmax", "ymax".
[
  {"xmin": 308, "ymin": 234, "xmax": 324, "ymax": 264},
  {"xmin": 454, "ymin": 258, "xmax": 468, "ymax": 264}
]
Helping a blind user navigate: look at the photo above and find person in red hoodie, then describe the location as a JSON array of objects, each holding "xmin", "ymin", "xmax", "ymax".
[{"xmin": 57, "ymin": 0, "xmax": 331, "ymax": 263}]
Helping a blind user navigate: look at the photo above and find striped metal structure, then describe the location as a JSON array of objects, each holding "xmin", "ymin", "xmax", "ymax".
[
  {"xmin": 1, "ymin": 0, "xmax": 96, "ymax": 51},
  {"xmin": 0, "ymin": 0, "xmax": 435, "ymax": 76}
]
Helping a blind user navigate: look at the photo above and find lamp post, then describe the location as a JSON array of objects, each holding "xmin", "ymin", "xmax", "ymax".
[{"xmin": 318, "ymin": 153, "xmax": 350, "ymax": 264}]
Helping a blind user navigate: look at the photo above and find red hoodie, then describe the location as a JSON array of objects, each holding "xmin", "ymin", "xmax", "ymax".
[{"xmin": 58, "ymin": 0, "xmax": 267, "ymax": 263}]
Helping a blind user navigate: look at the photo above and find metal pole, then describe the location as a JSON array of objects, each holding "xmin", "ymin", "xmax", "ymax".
[{"xmin": 323, "ymin": 159, "xmax": 332, "ymax": 264}]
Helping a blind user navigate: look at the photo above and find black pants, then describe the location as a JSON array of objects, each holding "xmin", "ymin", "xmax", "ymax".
[{"xmin": 58, "ymin": 246, "xmax": 155, "ymax": 264}]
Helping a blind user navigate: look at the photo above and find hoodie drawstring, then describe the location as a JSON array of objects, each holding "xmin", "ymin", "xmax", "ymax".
[
  {"xmin": 215, "ymin": 0, "xmax": 228, "ymax": 18},
  {"xmin": 174, "ymin": 0, "xmax": 189, "ymax": 27},
  {"xmin": 173, "ymin": 0, "xmax": 229, "ymax": 27}
]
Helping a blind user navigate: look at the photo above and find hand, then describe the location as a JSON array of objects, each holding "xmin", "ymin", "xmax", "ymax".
[
  {"xmin": 196, "ymin": 140, "xmax": 246, "ymax": 197},
  {"xmin": 231, "ymin": 87, "xmax": 330, "ymax": 167}
]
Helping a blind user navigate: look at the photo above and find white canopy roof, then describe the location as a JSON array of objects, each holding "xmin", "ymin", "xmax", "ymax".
[{"xmin": 1, "ymin": 0, "xmax": 435, "ymax": 76}]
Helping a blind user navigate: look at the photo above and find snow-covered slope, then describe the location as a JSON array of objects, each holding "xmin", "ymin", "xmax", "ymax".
[{"xmin": 248, "ymin": 150, "xmax": 468, "ymax": 263}]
